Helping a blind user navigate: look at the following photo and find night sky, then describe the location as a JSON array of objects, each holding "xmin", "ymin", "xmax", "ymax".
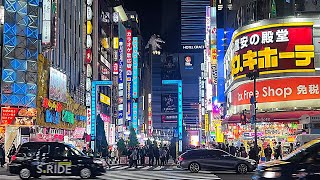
[
  {"xmin": 123, "ymin": 0, "xmax": 181, "ymax": 53},
  {"xmin": 123, "ymin": 0, "xmax": 162, "ymax": 41}
]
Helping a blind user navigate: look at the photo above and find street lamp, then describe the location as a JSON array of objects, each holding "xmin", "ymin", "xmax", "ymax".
[{"xmin": 246, "ymin": 69, "xmax": 259, "ymax": 162}]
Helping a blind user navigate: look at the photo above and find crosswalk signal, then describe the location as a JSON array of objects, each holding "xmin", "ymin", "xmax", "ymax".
[{"xmin": 240, "ymin": 112, "xmax": 246, "ymax": 125}]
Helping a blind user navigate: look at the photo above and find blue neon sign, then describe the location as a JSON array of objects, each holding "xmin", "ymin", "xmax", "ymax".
[
  {"xmin": 132, "ymin": 102, "xmax": 138, "ymax": 133},
  {"xmin": 132, "ymin": 37, "xmax": 139, "ymax": 99}
]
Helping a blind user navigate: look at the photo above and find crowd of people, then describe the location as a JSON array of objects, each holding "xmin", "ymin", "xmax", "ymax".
[{"xmin": 209, "ymin": 141, "xmax": 295, "ymax": 162}]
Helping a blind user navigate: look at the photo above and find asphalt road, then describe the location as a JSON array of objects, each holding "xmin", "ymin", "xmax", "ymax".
[{"xmin": 0, "ymin": 165, "xmax": 254, "ymax": 180}]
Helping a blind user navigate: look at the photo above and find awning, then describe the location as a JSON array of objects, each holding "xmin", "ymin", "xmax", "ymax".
[{"xmin": 223, "ymin": 111, "xmax": 320, "ymax": 124}]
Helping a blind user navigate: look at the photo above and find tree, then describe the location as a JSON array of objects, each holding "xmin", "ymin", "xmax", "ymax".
[
  {"xmin": 128, "ymin": 126, "xmax": 139, "ymax": 148},
  {"xmin": 117, "ymin": 138, "xmax": 126, "ymax": 156}
]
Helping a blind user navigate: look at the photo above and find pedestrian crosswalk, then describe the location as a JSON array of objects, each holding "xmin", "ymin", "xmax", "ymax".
[{"xmin": 109, "ymin": 165, "xmax": 184, "ymax": 171}]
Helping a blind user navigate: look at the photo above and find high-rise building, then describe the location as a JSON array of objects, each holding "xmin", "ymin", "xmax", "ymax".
[{"xmin": 181, "ymin": 0, "xmax": 210, "ymax": 50}]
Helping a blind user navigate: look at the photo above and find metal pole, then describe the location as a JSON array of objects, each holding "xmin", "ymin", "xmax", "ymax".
[{"xmin": 253, "ymin": 73, "xmax": 258, "ymax": 162}]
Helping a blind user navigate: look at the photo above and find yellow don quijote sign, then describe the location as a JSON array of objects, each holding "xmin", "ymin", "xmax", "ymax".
[{"xmin": 231, "ymin": 22, "xmax": 315, "ymax": 80}]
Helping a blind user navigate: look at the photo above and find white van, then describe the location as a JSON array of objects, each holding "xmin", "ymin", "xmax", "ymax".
[{"xmin": 295, "ymin": 134, "xmax": 320, "ymax": 145}]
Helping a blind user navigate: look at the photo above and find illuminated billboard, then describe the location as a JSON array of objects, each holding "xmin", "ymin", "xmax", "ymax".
[
  {"xmin": 132, "ymin": 37, "xmax": 139, "ymax": 98},
  {"xmin": 118, "ymin": 39, "xmax": 124, "ymax": 125},
  {"xmin": 231, "ymin": 23, "xmax": 314, "ymax": 81},
  {"xmin": 161, "ymin": 93, "xmax": 178, "ymax": 113},
  {"xmin": 126, "ymin": 30, "xmax": 132, "ymax": 120}
]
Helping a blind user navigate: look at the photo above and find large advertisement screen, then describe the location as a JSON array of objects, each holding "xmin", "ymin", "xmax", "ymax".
[
  {"xmin": 49, "ymin": 67, "xmax": 67, "ymax": 103},
  {"xmin": 161, "ymin": 93, "xmax": 178, "ymax": 113},
  {"xmin": 231, "ymin": 23, "xmax": 314, "ymax": 80}
]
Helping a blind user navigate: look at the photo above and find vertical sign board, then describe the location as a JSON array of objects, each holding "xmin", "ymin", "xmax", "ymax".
[
  {"xmin": 132, "ymin": 37, "xmax": 139, "ymax": 98},
  {"xmin": 91, "ymin": 81, "xmax": 112, "ymax": 151},
  {"xmin": 205, "ymin": 113, "xmax": 209, "ymax": 133},
  {"xmin": 126, "ymin": 30, "xmax": 132, "ymax": 121},
  {"xmin": 42, "ymin": 0, "xmax": 52, "ymax": 44},
  {"xmin": 132, "ymin": 102, "xmax": 138, "ymax": 133},
  {"xmin": 210, "ymin": 6, "xmax": 217, "ymax": 83},
  {"xmin": 148, "ymin": 94, "xmax": 152, "ymax": 135},
  {"xmin": 118, "ymin": 39, "xmax": 124, "ymax": 125},
  {"xmin": 162, "ymin": 80, "xmax": 183, "ymax": 152},
  {"xmin": 86, "ymin": 108, "xmax": 91, "ymax": 135}
]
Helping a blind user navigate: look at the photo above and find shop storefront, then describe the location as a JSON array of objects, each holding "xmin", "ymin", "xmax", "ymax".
[{"xmin": 223, "ymin": 17, "xmax": 320, "ymax": 149}]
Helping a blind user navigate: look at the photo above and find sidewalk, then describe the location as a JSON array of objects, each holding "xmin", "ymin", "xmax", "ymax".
[{"xmin": 0, "ymin": 164, "xmax": 10, "ymax": 175}]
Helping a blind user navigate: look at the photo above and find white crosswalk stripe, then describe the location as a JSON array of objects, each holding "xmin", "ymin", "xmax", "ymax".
[{"xmin": 108, "ymin": 165, "xmax": 183, "ymax": 171}]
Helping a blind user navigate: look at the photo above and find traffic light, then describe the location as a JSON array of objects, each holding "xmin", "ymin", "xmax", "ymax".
[{"xmin": 240, "ymin": 111, "xmax": 246, "ymax": 125}]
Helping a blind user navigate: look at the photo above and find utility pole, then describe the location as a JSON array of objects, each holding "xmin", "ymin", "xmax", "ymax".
[{"xmin": 246, "ymin": 69, "xmax": 259, "ymax": 162}]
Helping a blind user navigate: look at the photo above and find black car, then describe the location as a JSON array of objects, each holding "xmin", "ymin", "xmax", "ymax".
[
  {"xmin": 177, "ymin": 149, "xmax": 257, "ymax": 174},
  {"xmin": 252, "ymin": 138, "xmax": 320, "ymax": 180},
  {"xmin": 8, "ymin": 142, "xmax": 107, "ymax": 179}
]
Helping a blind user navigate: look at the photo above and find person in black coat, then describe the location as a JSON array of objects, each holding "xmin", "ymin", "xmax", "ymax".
[{"xmin": 229, "ymin": 143, "xmax": 236, "ymax": 156}]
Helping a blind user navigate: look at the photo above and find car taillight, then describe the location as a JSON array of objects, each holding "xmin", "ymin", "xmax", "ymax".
[
  {"xmin": 179, "ymin": 156, "xmax": 184, "ymax": 161},
  {"xmin": 11, "ymin": 155, "xmax": 17, "ymax": 162}
]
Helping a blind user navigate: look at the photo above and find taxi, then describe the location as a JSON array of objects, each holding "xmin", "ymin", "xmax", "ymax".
[{"xmin": 8, "ymin": 142, "xmax": 107, "ymax": 179}]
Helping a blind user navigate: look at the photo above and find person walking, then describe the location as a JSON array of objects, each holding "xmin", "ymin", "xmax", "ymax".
[
  {"xmin": 240, "ymin": 144, "xmax": 247, "ymax": 158},
  {"xmin": 140, "ymin": 147, "xmax": 146, "ymax": 166},
  {"xmin": 148, "ymin": 145, "xmax": 154, "ymax": 166},
  {"xmin": 154, "ymin": 146, "xmax": 160, "ymax": 166},
  {"xmin": 0, "ymin": 144, "xmax": 5, "ymax": 167},
  {"xmin": 130, "ymin": 148, "xmax": 138, "ymax": 168},
  {"xmin": 101, "ymin": 147, "xmax": 111, "ymax": 168},
  {"xmin": 165, "ymin": 146, "xmax": 170, "ymax": 164},
  {"xmin": 8, "ymin": 144, "xmax": 16, "ymax": 162},
  {"xmin": 229, "ymin": 143, "xmax": 236, "ymax": 156},
  {"xmin": 160, "ymin": 147, "xmax": 166, "ymax": 167},
  {"xmin": 248, "ymin": 147, "xmax": 255, "ymax": 160},
  {"xmin": 275, "ymin": 142, "xmax": 283, "ymax": 160},
  {"xmin": 264, "ymin": 144, "xmax": 273, "ymax": 162}
]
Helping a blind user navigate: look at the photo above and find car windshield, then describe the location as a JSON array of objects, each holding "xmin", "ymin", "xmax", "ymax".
[
  {"xmin": 283, "ymin": 139, "xmax": 320, "ymax": 161},
  {"xmin": 67, "ymin": 144, "xmax": 86, "ymax": 157}
]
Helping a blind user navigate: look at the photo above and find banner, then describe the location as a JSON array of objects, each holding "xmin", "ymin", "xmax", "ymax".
[
  {"xmin": 100, "ymin": 93, "xmax": 110, "ymax": 106},
  {"xmin": 232, "ymin": 77, "xmax": 320, "ymax": 105},
  {"xmin": 49, "ymin": 67, "xmax": 67, "ymax": 103}
]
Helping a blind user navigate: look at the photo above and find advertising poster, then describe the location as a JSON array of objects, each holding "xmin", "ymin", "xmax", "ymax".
[
  {"xmin": 161, "ymin": 93, "xmax": 178, "ymax": 113},
  {"xmin": 126, "ymin": 29, "xmax": 132, "ymax": 120},
  {"xmin": 49, "ymin": 67, "xmax": 67, "ymax": 103},
  {"xmin": 1, "ymin": 107, "xmax": 36, "ymax": 126}
]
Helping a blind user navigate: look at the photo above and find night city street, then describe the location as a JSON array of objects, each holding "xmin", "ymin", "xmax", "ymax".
[{"xmin": 1, "ymin": 0, "xmax": 320, "ymax": 180}]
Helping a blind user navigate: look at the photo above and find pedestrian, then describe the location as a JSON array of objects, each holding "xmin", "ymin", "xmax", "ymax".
[
  {"xmin": 275, "ymin": 142, "xmax": 283, "ymax": 160},
  {"xmin": 102, "ymin": 146, "xmax": 111, "ymax": 168},
  {"xmin": 289, "ymin": 143, "xmax": 294, "ymax": 153},
  {"xmin": 248, "ymin": 147, "xmax": 255, "ymax": 160},
  {"xmin": 8, "ymin": 144, "xmax": 16, "ymax": 162},
  {"xmin": 140, "ymin": 147, "xmax": 146, "ymax": 165},
  {"xmin": 264, "ymin": 144, "xmax": 273, "ymax": 162},
  {"xmin": 229, "ymin": 143, "xmax": 236, "ymax": 156},
  {"xmin": 225, "ymin": 143, "xmax": 230, "ymax": 153},
  {"xmin": 160, "ymin": 147, "xmax": 166, "ymax": 166},
  {"xmin": 148, "ymin": 145, "xmax": 154, "ymax": 166},
  {"xmin": 154, "ymin": 146, "xmax": 160, "ymax": 166},
  {"xmin": 165, "ymin": 146, "xmax": 170, "ymax": 164},
  {"xmin": 0, "ymin": 144, "xmax": 5, "ymax": 167},
  {"xmin": 240, "ymin": 144, "xmax": 247, "ymax": 158},
  {"xmin": 82, "ymin": 147, "xmax": 87, "ymax": 155},
  {"xmin": 129, "ymin": 148, "xmax": 138, "ymax": 168}
]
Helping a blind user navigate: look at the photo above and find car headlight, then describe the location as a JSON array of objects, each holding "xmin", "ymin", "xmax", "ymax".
[
  {"xmin": 263, "ymin": 171, "xmax": 282, "ymax": 178},
  {"xmin": 250, "ymin": 161, "xmax": 256, "ymax": 165}
]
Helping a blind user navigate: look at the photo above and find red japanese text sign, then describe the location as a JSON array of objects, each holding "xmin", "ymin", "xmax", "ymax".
[
  {"xmin": 1, "ymin": 107, "xmax": 19, "ymax": 125},
  {"xmin": 231, "ymin": 77, "xmax": 320, "ymax": 105},
  {"xmin": 232, "ymin": 23, "xmax": 314, "ymax": 79}
]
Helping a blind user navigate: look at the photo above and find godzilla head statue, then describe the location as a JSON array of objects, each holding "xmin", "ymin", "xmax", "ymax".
[{"xmin": 145, "ymin": 34, "xmax": 165, "ymax": 51}]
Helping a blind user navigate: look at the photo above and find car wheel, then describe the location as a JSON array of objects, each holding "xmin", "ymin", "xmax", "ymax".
[
  {"xmin": 80, "ymin": 168, "xmax": 92, "ymax": 179},
  {"xmin": 19, "ymin": 168, "xmax": 31, "ymax": 180},
  {"xmin": 236, "ymin": 163, "xmax": 248, "ymax": 174},
  {"xmin": 189, "ymin": 162, "xmax": 200, "ymax": 173}
]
